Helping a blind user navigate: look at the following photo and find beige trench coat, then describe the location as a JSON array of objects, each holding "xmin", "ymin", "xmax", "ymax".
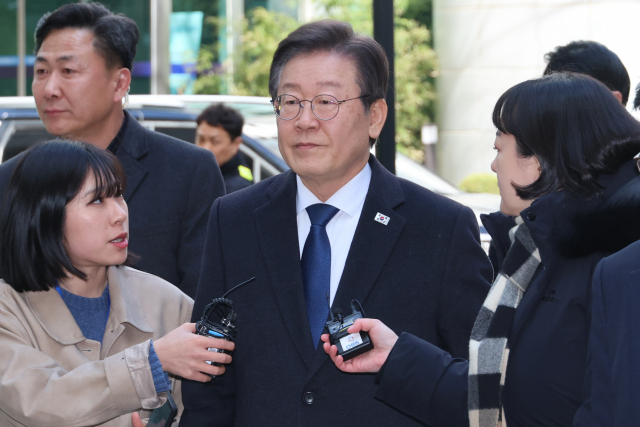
[{"xmin": 0, "ymin": 266, "xmax": 193, "ymax": 427}]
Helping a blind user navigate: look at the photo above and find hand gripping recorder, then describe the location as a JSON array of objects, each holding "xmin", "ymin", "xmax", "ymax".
[
  {"xmin": 325, "ymin": 296, "xmax": 373, "ymax": 361},
  {"xmin": 195, "ymin": 277, "xmax": 255, "ymax": 379}
]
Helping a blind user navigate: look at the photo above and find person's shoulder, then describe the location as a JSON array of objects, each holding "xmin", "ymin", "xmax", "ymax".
[
  {"xmin": 117, "ymin": 266, "xmax": 193, "ymax": 304},
  {"xmin": 0, "ymin": 280, "xmax": 28, "ymax": 315},
  {"xmin": 120, "ymin": 118, "xmax": 212, "ymax": 164},
  {"xmin": 218, "ymin": 171, "xmax": 288, "ymax": 209},
  {"xmin": 598, "ymin": 239, "xmax": 640, "ymax": 281},
  {"xmin": 224, "ymin": 174, "xmax": 252, "ymax": 194},
  {"xmin": 0, "ymin": 153, "xmax": 23, "ymax": 181},
  {"xmin": 394, "ymin": 176, "xmax": 469, "ymax": 218},
  {"xmin": 0, "ymin": 280, "xmax": 15, "ymax": 300},
  {"xmin": 142, "ymin": 128, "xmax": 209, "ymax": 158}
]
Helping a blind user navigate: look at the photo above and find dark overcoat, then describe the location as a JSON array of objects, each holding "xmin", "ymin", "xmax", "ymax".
[
  {"xmin": 373, "ymin": 160, "xmax": 640, "ymax": 427},
  {"xmin": 0, "ymin": 111, "xmax": 224, "ymax": 297},
  {"xmin": 589, "ymin": 234, "xmax": 640, "ymax": 426},
  {"xmin": 181, "ymin": 155, "xmax": 493, "ymax": 427}
]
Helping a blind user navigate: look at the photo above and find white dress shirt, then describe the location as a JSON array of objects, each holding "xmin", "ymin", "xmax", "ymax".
[{"xmin": 296, "ymin": 163, "xmax": 372, "ymax": 306}]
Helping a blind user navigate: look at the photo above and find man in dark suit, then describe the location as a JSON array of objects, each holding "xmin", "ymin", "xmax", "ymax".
[
  {"xmin": 0, "ymin": 3, "xmax": 223, "ymax": 297},
  {"xmin": 181, "ymin": 20, "xmax": 492, "ymax": 426}
]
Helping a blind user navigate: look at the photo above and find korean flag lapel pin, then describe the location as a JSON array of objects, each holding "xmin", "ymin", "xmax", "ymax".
[{"xmin": 374, "ymin": 212, "xmax": 390, "ymax": 226}]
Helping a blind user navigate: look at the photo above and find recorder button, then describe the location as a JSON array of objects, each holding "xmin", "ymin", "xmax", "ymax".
[{"xmin": 302, "ymin": 392, "xmax": 315, "ymax": 405}]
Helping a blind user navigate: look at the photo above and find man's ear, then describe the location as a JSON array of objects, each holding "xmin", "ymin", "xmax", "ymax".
[
  {"xmin": 368, "ymin": 98, "xmax": 388, "ymax": 141},
  {"xmin": 113, "ymin": 68, "xmax": 132, "ymax": 103},
  {"xmin": 232, "ymin": 136, "xmax": 243, "ymax": 147},
  {"xmin": 612, "ymin": 90, "xmax": 624, "ymax": 104}
]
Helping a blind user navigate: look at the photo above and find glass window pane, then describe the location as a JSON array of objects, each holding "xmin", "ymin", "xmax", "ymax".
[{"xmin": 0, "ymin": 0, "xmax": 18, "ymax": 96}]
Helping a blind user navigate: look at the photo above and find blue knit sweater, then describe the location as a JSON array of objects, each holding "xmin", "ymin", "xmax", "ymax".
[{"xmin": 58, "ymin": 285, "xmax": 171, "ymax": 393}]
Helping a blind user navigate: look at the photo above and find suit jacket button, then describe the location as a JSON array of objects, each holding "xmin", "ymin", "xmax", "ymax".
[
  {"xmin": 303, "ymin": 392, "xmax": 315, "ymax": 405},
  {"xmin": 527, "ymin": 211, "xmax": 536, "ymax": 221}
]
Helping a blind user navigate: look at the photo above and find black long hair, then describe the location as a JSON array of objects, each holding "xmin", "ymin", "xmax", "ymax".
[
  {"xmin": 493, "ymin": 72, "xmax": 640, "ymax": 200},
  {"xmin": 1, "ymin": 139, "xmax": 126, "ymax": 292}
]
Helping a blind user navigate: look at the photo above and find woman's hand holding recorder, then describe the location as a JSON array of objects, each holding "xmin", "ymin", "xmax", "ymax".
[
  {"xmin": 321, "ymin": 318, "xmax": 398, "ymax": 373},
  {"xmin": 154, "ymin": 323, "xmax": 235, "ymax": 382}
]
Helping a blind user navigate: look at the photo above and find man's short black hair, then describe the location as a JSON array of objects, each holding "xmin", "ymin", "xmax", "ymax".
[
  {"xmin": 544, "ymin": 41, "xmax": 630, "ymax": 105},
  {"xmin": 34, "ymin": 2, "xmax": 139, "ymax": 71},
  {"xmin": 493, "ymin": 72, "xmax": 640, "ymax": 200},
  {"xmin": 1, "ymin": 139, "xmax": 126, "ymax": 293},
  {"xmin": 196, "ymin": 104, "xmax": 245, "ymax": 140},
  {"xmin": 269, "ymin": 20, "xmax": 389, "ymax": 147}
]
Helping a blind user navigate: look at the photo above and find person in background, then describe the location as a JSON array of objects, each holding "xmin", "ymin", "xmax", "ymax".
[
  {"xmin": 0, "ymin": 140, "xmax": 233, "ymax": 427},
  {"xmin": 544, "ymin": 40, "xmax": 630, "ymax": 105},
  {"xmin": 181, "ymin": 20, "xmax": 492, "ymax": 427},
  {"xmin": 323, "ymin": 72, "xmax": 640, "ymax": 427},
  {"xmin": 0, "ymin": 2, "xmax": 224, "ymax": 298},
  {"xmin": 196, "ymin": 104, "xmax": 254, "ymax": 194},
  {"xmin": 482, "ymin": 41, "xmax": 632, "ymax": 282}
]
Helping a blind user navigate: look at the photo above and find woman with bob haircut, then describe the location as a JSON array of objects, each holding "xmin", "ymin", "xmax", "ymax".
[
  {"xmin": 0, "ymin": 140, "xmax": 233, "ymax": 427},
  {"xmin": 322, "ymin": 72, "xmax": 640, "ymax": 427}
]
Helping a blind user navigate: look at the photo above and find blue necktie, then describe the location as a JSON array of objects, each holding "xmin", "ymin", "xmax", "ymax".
[{"xmin": 302, "ymin": 203, "xmax": 339, "ymax": 349}]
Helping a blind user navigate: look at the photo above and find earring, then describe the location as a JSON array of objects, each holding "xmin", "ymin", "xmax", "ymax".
[{"xmin": 122, "ymin": 86, "xmax": 130, "ymax": 109}]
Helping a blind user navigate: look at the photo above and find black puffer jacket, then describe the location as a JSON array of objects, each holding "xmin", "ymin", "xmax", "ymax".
[
  {"xmin": 482, "ymin": 158, "xmax": 640, "ymax": 427},
  {"xmin": 374, "ymin": 159, "xmax": 640, "ymax": 427}
]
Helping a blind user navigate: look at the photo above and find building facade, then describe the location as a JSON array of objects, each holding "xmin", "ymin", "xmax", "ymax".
[
  {"xmin": 0, "ymin": 0, "xmax": 310, "ymax": 97},
  {"xmin": 434, "ymin": 0, "xmax": 640, "ymax": 185}
]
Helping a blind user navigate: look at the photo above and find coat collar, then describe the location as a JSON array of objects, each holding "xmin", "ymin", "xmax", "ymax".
[
  {"xmin": 117, "ymin": 110, "xmax": 149, "ymax": 160},
  {"xmin": 115, "ymin": 110, "xmax": 149, "ymax": 202},
  {"xmin": 255, "ymin": 169, "xmax": 311, "ymax": 365},
  {"xmin": 255, "ymin": 155, "xmax": 406, "ymax": 369},
  {"xmin": 485, "ymin": 159, "xmax": 640, "ymax": 260},
  {"xmin": 24, "ymin": 266, "xmax": 153, "ymax": 346},
  {"xmin": 332, "ymin": 155, "xmax": 406, "ymax": 310},
  {"xmin": 310, "ymin": 156, "xmax": 407, "ymax": 371},
  {"xmin": 482, "ymin": 159, "xmax": 640, "ymax": 345},
  {"xmin": 106, "ymin": 266, "xmax": 154, "ymax": 334}
]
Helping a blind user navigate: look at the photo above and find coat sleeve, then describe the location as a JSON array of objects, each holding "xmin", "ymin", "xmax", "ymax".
[
  {"xmin": 165, "ymin": 293, "xmax": 194, "ymax": 427},
  {"xmin": 0, "ymin": 316, "xmax": 162, "ymax": 426},
  {"xmin": 438, "ymin": 206, "xmax": 492, "ymax": 359},
  {"xmin": 374, "ymin": 205, "xmax": 491, "ymax": 427},
  {"xmin": 177, "ymin": 149, "xmax": 225, "ymax": 298},
  {"xmin": 581, "ymin": 258, "xmax": 612, "ymax": 427},
  {"xmin": 375, "ymin": 333, "xmax": 470, "ymax": 427},
  {"xmin": 180, "ymin": 198, "xmax": 236, "ymax": 427}
]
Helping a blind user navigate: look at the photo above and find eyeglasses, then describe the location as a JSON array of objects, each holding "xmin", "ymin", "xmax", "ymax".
[{"xmin": 270, "ymin": 94, "xmax": 370, "ymax": 121}]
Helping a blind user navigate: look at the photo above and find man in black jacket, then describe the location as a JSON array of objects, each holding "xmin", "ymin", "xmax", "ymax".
[
  {"xmin": 181, "ymin": 20, "xmax": 492, "ymax": 427},
  {"xmin": 0, "ymin": 3, "xmax": 223, "ymax": 297},
  {"xmin": 196, "ymin": 104, "xmax": 253, "ymax": 193}
]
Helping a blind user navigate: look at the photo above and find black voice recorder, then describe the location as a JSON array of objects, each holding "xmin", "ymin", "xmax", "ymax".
[
  {"xmin": 325, "ymin": 295, "xmax": 373, "ymax": 361},
  {"xmin": 195, "ymin": 276, "xmax": 256, "ymax": 378}
]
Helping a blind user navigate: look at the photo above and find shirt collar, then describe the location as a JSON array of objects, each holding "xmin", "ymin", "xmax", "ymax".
[{"xmin": 296, "ymin": 163, "xmax": 371, "ymax": 218}]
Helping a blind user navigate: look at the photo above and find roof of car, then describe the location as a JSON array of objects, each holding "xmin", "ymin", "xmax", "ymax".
[{"xmin": 0, "ymin": 95, "xmax": 275, "ymax": 122}]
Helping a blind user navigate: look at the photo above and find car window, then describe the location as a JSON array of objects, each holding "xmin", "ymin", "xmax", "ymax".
[
  {"xmin": 155, "ymin": 126, "xmax": 197, "ymax": 144},
  {"xmin": 0, "ymin": 122, "xmax": 54, "ymax": 162}
]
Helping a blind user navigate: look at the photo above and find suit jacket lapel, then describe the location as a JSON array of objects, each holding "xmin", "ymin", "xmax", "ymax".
[
  {"xmin": 117, "ymin": 111, "xmax": 149, "ymax": 202},
  {"xmin": 310, "ymin": 156, "xmax": 407, "ymax": 371},
  {"xmin": 332, "ymin": 156, "xmax": 406, "ymax": 312},
  {"xmin": 254, "ymin": 171, "xmax": 315, "ymax": 368}
]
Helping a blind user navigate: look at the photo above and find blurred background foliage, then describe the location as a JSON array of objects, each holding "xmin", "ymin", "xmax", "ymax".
[
  {"xmin": 194, "ymin": 0, "xmax": 437, "ymax": 162},
  {"xmin": 459, "ymin": 173, "xmax": 499, "ymax": 194}
]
